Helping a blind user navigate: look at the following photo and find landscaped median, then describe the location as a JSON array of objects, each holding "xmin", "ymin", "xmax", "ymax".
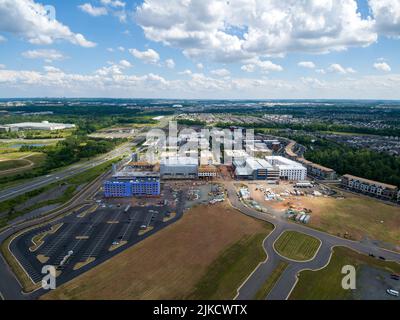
[
  {"xmin": 274, "ymin": 231, "xmax": 321, "ymax": 262},
  {"xmin": 0, "ymin": 159, "xmax": 119, "ymax": 230},
  {"xmin": 253, "ymin": 261, "xmax": 289, "ymax": 300}
]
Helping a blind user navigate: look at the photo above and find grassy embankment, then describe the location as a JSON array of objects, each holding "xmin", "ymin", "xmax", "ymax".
[
  {"xmin": 0, "ymin": 159, "xmax": 117, "ymax": 229},
  {"xmin": 289, "ymin": 247, "xmax": 400, "ymax": 300}
]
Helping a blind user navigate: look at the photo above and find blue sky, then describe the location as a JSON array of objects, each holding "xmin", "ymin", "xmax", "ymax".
[{"xmin": 0, "ymin": 0, "xmax": 399, "ymax": 99}]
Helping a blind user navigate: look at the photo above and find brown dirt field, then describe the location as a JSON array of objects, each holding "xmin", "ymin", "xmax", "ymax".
[
  {"xmin": 42, "ymin": 203, "xmax": 271, "ymax": 300},
  {"xmin": 281, "ymin": 192, "xmax": 400, "ymax": 248}
]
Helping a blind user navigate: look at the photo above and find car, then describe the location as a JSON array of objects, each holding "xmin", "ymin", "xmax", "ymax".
[
  {"xmin": 369, "ymin": 253, "xmax": 375, "ymax": 258},
  {"xmin": 112, "ymin": 241, "xmax": 120, "ymax": 246},
  {"xmin": 391, "ymin": 274, "xmax": 400, "ymax": 281},
  {"xmin": 386, "ymin": 289, "xmax": 399, "ymax": 297},
  {"xmin": 379, "ymin": 256, "xmax": 386, "ymax": 261}
]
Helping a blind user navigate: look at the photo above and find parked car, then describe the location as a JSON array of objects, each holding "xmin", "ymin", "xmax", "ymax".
[{"xmin": 386, "ymin": 289, "xmax": 399, "ymax": 297}]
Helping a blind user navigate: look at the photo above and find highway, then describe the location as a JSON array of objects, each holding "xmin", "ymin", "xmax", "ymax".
[
  {"xmin": 0, "ymin": 143, "xmax": 132, "ymax": 202},
  {"xmin": 0, "ymin": 117, "xmax": 172, "ymax": 300},
  {"xmin": 224, "ymin": 182, "xmax": 400, "ymax": 300}
]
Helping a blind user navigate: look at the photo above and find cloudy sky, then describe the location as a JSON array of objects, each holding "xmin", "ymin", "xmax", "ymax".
[{"xmin": 0, "ymin": 0, "xmax": 399, "ymax": 99}]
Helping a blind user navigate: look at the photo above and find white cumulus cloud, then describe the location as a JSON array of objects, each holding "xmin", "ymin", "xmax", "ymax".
[
  {"xmin": 165, "ymin": 59, "xmax": 175, "ymax": 69},
  {"xmin": 135, "ymin": 0, "xmax": 377, "ymax": 63},
  {"xmin": 129, "ymin": 48, "xmax": 160, "ymax": 64},
  {"xmin": 78, "ymin": 3, "xmax": 108, "ymax": 17},
  {"xmin": 210, "ymin": 68, "xmax": 230, "ymax": 77},
  {"xmin": 369, "ymin": 0, "xmax": 400, "ymax": 38},
  {"xmin": 327, "ymin": 64, "xmax": 356, "ymax": 74},
  {"xmin": 374, "ymin": 62, "xmax": 391, "ymax": 72},
  {"xmin": 22, "ymin": 49, "xmax": 66, "ymax": 62},
  {"xmin": 0, "ymin": 0, "xmax": 96, "ymax": 47},
  {"xmin": 298, "ymin": 61, "xmax": 316, "ymax": 69}
]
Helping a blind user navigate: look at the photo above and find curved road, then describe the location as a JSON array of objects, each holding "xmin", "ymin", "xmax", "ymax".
[{"xmin": 225, "ymin": 182, "xmax": 400, "ymax": 300}]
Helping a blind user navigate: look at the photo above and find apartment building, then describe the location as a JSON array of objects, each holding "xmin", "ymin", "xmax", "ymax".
[
  {"xmin": 341, "ymin": 174, "xmax": 398, "ymax": 201},
  {"xmin": 265, "ymin": 156, "xmax": 307, "ymax": 181}
]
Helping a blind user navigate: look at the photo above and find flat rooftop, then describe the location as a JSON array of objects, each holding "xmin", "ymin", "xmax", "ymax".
[{"xmin": 343, "ymin": 174, "xmax": 398, "ymax": 190}]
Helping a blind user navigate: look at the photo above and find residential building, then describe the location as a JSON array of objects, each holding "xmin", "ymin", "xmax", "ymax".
[
  {"xmin": 341, "ymin": 174, "xmax": 398, "ymax": 201},
  {"xmin": 298, "ymin": 158, "xmax": 337, "ymax": 180}
]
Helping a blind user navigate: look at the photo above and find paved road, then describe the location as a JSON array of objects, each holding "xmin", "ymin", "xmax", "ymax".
[
  {"xmin": 225, "ymin": 182, "xmax": 400, "ymax": 300},
  {"xmin": 0, "ymin": 168, "xmax": 110, "ymax": 300},
  {"xmin": 0, "ymin": 118, "xmax": 173, "ymax": 300},
  {"xmin": 0, "ymin": 143, "xmax": 132, "ymax": 202}
]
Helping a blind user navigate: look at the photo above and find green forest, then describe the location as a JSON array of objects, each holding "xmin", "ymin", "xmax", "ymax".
[{"xmin": 293, "ymin": 135, "xmax": 400, "ymax": 187}]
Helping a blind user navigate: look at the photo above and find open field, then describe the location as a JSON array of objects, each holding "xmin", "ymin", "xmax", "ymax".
[
  {"xmin": 274, "ymin": 231, "xmax": 321, "ymax": 261},
  {"xmin": 0, "ymin": 152, "xmax": 46, "ymax": 178},
  {"xmin": 42, "ymin": 203, "xmax": 273, "ymax": 300},
  {"xmin": 289, "ymin": 247, "xmax": 400, "ymax": 300},
  {"xmin": 281, "ymin": 192, "xmax": 400, "ymax": 250},
  {"xmin": 253, "ymin": 261, "xmax": 289, "ymax": 300}
]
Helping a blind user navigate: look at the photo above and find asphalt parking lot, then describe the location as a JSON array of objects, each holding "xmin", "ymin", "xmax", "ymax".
[{"xmin": 11, "ymin": 190, "xmax": 185, "ymax": 289}]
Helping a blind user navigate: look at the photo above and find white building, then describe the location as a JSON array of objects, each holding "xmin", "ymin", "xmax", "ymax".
[
  {"xmin": 265, "ymin": 156, "xmax": 307, "ymax": 181},
  {"xmin": 160, "ymin": 156, "xmax": 198, "ymax": 179},
  {"xmin": 2, "ymin": 121, "xmax": 75, "ymax": 132}
]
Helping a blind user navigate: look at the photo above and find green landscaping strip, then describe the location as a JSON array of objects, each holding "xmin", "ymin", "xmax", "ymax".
[
  {"xmin": 274, "ymin": 231, "xmax": 320, "ymax": 261},
  {"xmin": 186, "ymin": 223, "xmax": 273, "ymax": 300},
  {"xmin": 0, "ymin": 159, "xmax": 118, "ymax": 229},
  {"xmin": 253, "ymin": 261, "xmax": 289, "ymax": 300}
]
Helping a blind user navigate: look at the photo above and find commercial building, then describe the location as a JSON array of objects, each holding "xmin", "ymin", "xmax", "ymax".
[
  {"xmin": 224, "ymin": 149, "xmax": 249, "ymax": 166},
  {"xmin": 198, "ymin": 165, "xmax": 218, "ymax": 179},
  {"xmin": 234, "ymin": 157, "xmax": 279, "ymax": 181},
  {"xmin": 246, "ymin": 142, "xmax": 273, "ymax": 158},
  {"xmin": 160, "ymin": 156, "xmax": 198, "ymax": 179},
  {"xmin": 1, "ymin": 121, "xmax": 75, "ymax": 132},
  {"xmin": 341, "ymin": 174, "xmax": 398, "ymax": 201},
  {"xmin": 104, "ymin": 170, "xmax": 161, "ymax": 198},
  {"xmin": 298, "ymin": 158, "xmax": 337, "ymax": 180},
  {"xmin": 265, "ymin": 156, "xmax": 307, "ymax": 181}
]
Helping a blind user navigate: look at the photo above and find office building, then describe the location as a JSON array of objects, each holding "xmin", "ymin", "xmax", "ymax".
[
  {"xmin": 160, "ymin": 156, "xmax": 198, "ymax": 179},
  {"xmin": 265, "ymin": 156, "xmax": 307, "ymax": 181}
]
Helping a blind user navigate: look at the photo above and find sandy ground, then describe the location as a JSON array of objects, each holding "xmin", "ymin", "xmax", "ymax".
[{"xmin": 42, "ymin": 203, "xmax": 270, "ymax": 300}]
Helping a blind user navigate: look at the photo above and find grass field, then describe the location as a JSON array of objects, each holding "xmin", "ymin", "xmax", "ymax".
[
  {"xmin": 274, "ymin": 231, "xmax": 321, "ymax": 261},
  {"xmin": 0, "ymin": 152, "xmax": 46, "ymax": 177},
  {"xmin": 253, "ymin": 261, "xmax": 289, "ymax": 300},
  {"xmin": 289, "ymin": 246, "xmax": 400, "ymax": 300},
  {"xmin": 42, "ymin": 204, "xmax": 273, "ymax": 300}
]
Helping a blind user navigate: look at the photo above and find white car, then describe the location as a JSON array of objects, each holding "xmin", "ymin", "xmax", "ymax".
[{"xmin": 387, "ymin": 289, "xmax": 399, "ymax": 297}]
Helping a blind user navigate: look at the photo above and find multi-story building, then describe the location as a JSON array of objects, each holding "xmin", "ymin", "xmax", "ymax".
[
  {"xmin": 298, "ymin": 158, "xmax": 337, "ymax": 180},
  {"xmin": 265, "ymin": 156, "xmax": 307, "ymax": 181},
  {"xmin": 234, "ymin": 157, "xmax": 278, "ymax": 180},
  {"xmin": 104, "ymin": 171, "xmax": 161, "ymax": 198},
  {"xmin": 198, "ymin": 165, "xmax": 218, "ymax": 179},
  {"xmin": 341, "ymin": 174, "xmax": 398, "ymax": 201},
  {"xmin": 160, "ymin": 156, "xmax": 198, "ymax": 179}
]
